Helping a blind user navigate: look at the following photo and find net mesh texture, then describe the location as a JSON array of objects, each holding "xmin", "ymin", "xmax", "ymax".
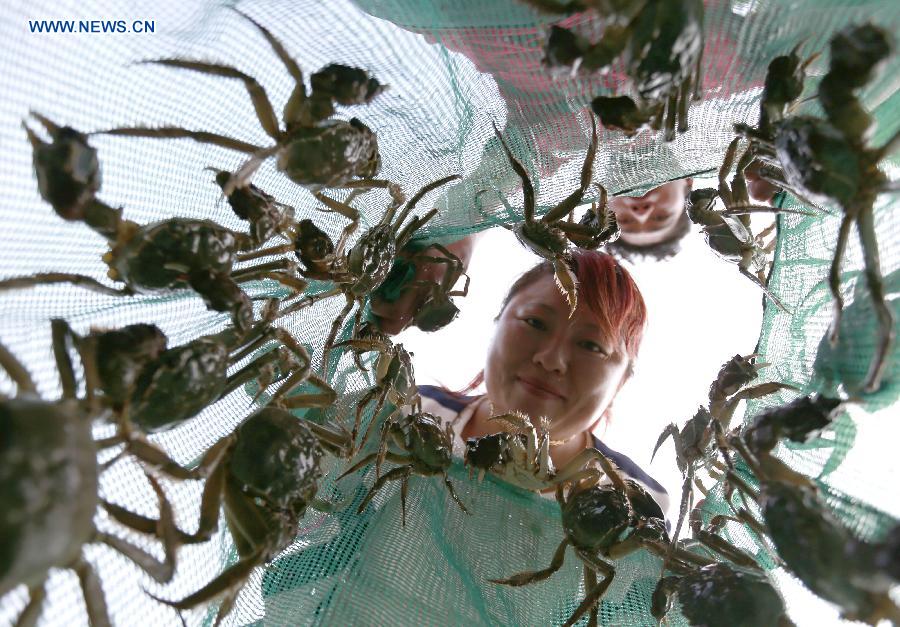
[{"xmin": 0, "ymin": 0, "xmax": 898, "ymax": 625}]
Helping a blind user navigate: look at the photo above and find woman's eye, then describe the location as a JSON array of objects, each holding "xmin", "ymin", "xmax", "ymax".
[
  {"xmin": 580, "ymin": 341, "xmax": 607, "ymax": 354},
  {"xmin": 523, "ymin": 317, "xmax": 545, "ymax": 330}
]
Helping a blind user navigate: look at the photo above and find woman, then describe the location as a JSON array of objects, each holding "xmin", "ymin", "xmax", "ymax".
[
  {"xmin": 262, "ymin": 248, "xmax": 668, "ymax": 625},
  {"xmin": 373, "ymin": 244, "xmax": 669, "ymax": 514}
]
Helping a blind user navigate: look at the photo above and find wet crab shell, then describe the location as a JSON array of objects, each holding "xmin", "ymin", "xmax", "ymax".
[
  {"xmin": 278, "ymin": 118, "xmax": 380, "ymax": 191},
  {"xmin": 514, "ymin": 221, "xmax": 569, "ymax": 260},
  {"xmin": 310, "ymin": 64, "xmax": 385, "ymax": 107},
  {"xmin": 746, "ymin": 395, "xmax": 842, "ymax": 455},
  {"xmin": 127, "ymin": 337, "xmax": 230, "ymax": 433},
  {"xmin": 348, "ymin": 224, "xmax": 396, "ymax": 296},
  {"xmin": 402, "ymin": 413, "xmax": 453, "ymax": 471},
  {"xmin": 561, "ymin": 485, "xmax": 630, "ymax": 551},
  {"xmin": 32, "ymin": 126, "xmax": 101, "ymax": 221},
  {"xmin": 107, "ymin": 219, "xmax": 241, "ymax": 291},
  {"xmin": 414, "ymin": 295, "xmax": 460, "ymax": 332},
  {"xmin": 94, "ymin": 323, "xmax": 168, "ymax": 409},
  {"xmin": 227, "ymin": 407, "xmax": 324, "ymax": 515},
  {"xmin": 0, "ymin": 399, "xmax": 98, "ymax": 595},
  {"xmin": 709, "ymin": 355, "xmax": 758, "ymax": 400},
  {"xmin": 775, "ymin": 116, "xmax": 861, "ymax": 207},
  {"xmin": 590, "ymin": 95, "xmax": 659, "ymax": 135},
  {"xmin": 670, "ymin": 563, "xmax": 788, "ymax": 627},
  {"xmin": 464, "ymin": 433, "xmax": 511, "ymax": 471}
]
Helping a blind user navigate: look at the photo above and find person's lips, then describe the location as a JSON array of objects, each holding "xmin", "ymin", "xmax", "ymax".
[{"xmin": 517, "ymin": 376, "xmax": 565, "ymax": 400}]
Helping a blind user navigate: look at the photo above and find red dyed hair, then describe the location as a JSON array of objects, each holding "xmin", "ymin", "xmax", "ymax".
[{"xmin": 453, "ymin": 249, "xmax": 648, "ymax": 396}]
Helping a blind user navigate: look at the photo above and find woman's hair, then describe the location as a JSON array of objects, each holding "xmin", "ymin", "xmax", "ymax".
[{"xmin": 452, "ymin": 249, "xmax": 648, "ymax": 397}]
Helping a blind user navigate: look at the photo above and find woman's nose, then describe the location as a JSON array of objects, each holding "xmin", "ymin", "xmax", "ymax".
[{"xmin": 532, "ymin": 337, "xmax": 567, "ymax": 375}]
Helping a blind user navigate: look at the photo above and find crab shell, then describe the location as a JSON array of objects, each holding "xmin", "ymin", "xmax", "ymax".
[
  {"xmin": 94, "ymin": 323, "xmax": 168, "ymax": 409},
  {"xmin": 662, "ymin": 563, "xmax": 788, "ymax": 627},
  {"xmin": 106, "ymin": 219, "xmax": 242, "ymax": 291},
  {"xmin": 225, "ymin": 408, "xmax": 324, "ymax": 559},
  {"xmin": 127, "ymin": 337, "xmax": 230, "ymax": 433},
  {"xmin": 775, "ymin": 116, "xmax": 861, "ymax": 207},
  {"xmin": 348, "ymin": 224, "xmax": 396, "ymax": 296},
  {"xmin": 514, "ymin": 221, "xmax": 568, "ymax": 260},
  {"xmin": 414, "ymin": 295, "xmax": 460, "ymax": 332},
  {"xmin": 278, "ymin": 118, "xmax": 380, "ymax": 191},
  {"xmin": 32, "ymin": 126, "xmax": 101, "ymax": 222},
  {"xmin": 400, "ymin": 412, "xmax": 453, "ymax": 472},
  {"xmin": 0, "ymin": 399, "xmax": 98, "ymax": 596},
  {"xmin": 561, "ymin": 484, "xmax": 630, "ymax": 551}
]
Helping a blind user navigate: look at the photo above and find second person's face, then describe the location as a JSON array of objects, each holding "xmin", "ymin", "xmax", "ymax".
[
  {"xmin": 609, "ymin": 179, "xmax": 691, "ymax": 246},
  {"xmin": 483, "ymin": 274, "xmax": 630, "ymax": 441}
]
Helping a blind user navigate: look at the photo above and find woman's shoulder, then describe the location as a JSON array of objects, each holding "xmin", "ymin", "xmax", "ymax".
[{"xmin": 418, "ymin": 384, "xmax": 478, "ymax": 413}]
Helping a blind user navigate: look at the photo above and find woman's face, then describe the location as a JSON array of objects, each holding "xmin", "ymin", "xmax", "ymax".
[{"xmin": 483, "ymin": 274, "xmax": 630, "ymax": 440}]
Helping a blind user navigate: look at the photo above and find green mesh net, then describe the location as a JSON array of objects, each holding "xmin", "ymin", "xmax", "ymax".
[{"xmin": 1, "ymin": 0, "xmax": 898, "ymax": 625}]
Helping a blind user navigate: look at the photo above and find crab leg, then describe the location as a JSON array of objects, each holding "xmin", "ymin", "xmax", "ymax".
[
  {"xmin": 0, "ymin": 273, "xmax": 133, "ymax": 297},
  {"xmin": 395, "ymin": 208, "xmax": 439, "ymax": 248},
  {"xmin": 564, "ymin": 551, "xmax": 614, "ymax": 627},
  {"xmin": 489, "ymin": 538, "xmax": 569, "ymax": 586},
  {"xmin": 544, "ymin": 117, "xmax": 598, "ymax": 223},
  {"xmin": 493, "ymin": 122, "xmax": 536, "ymax": 224},
  {"xmin": 144, "ymin": 59, "xmax": 281, "ymax": 139},
  {"xmin": 0, "ymin": 339, "xmax": 37, "ymax": 394},
  {"xmin": 94, "ymin": 126, "xmax": 263, "ymax": 154},
  {"xmin": 393, "ymin": 174, "xmax": 461, "ymax": 231},
  {"xmin": 74, "ymin": 557, "xmax": 112, "ymax": 627},
  {"xmin": 856, "ymin": 205, "xmax": 895, "ymax": 392},
  {"xmin": 16, "ymin": 581, "xmax": 47, "ymax": 627}
]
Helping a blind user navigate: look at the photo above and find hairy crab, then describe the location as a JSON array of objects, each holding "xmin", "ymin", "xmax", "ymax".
[
  {"xmin": 652, "ymin": 562, "xmax": 792, "ymax": 627},
  {"xmin": 0, "ymin": 331, "xmax": 182, "ymax": 626},
  {"xmin": 493, "ymin": 116, "xmax": 604, "ymax": 315},
  {"xmin": 96, "ymin": 10, "xmax": 385, "ymax": 194},
  {"xmin": 464, "ymin": 410, "xmax": 608, "ymax": 492},
  {"xmin": 653, "ymin": 354, "xmax": 795, "ymax": 545},
  {"xmin": 275, "ymin": 174, "xmax": 459, "ymax": 365},
  {"xmin": 720, "ymin": 394, "xmax": 900, "ymax": 624},
  {"xmin": 58, "ymin": 300, "xmax": 334, "ymax": 436},
  {"xmin": 148, "ymin": 406, "xmax": 339, "ymax": 625},
  {"xmin": 338, "ymin": 411, "xmax": 469, "ymax": 526},
  {"xmin": 8, "ymin": 116, "xmax": 307, "ymax": 332},
  {"xmin": 490, "ymin": 462, "xmax": 712, "ymax": 627},
  {"xmin": 751, "ymin": 24, "xmax": 899, "ymax": 391},
  {"xmin": 686, "ymin": 139, "xmax": 813, "ymax": 312}
]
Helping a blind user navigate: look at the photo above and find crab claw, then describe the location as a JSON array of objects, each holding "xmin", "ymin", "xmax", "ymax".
[{"xmin": 551, "ymin": 257, "xmax": 578, "ymax": 317}]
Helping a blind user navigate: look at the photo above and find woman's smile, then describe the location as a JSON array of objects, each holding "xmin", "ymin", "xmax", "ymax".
[{"xmin": 516, "ymin": 375, "xmax": 565, "ymax": 400}]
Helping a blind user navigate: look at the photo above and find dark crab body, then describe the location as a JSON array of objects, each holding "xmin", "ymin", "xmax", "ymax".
[
  {"xmin": 341, "ymin": 411, "xmax": 468, "ymax": 526},
  {"xmin": 760, "ymin": 482, "xmax": 900, "ymax": 624},
  {"xmin": 652, "ymin": 563, "xmax": 791, "ymax": 627},
  {"xmin": 0, "ymin": 331, "xmax": 181, "ymax": 626},
  {"xmin": 0, "ymin": 399, "xmax": 98, "ymax": 595},
  {"xmin": 97, "ymin": 10, "xmax": 385, "ymax": 195},
  {"xmin": 212, "ymin": 169, "xmax": 295, "ymax": 247},
  {"xmin": 106, "ymin": 219, "xmax": 246, "ymax": 291},
  {"xmin": 347, "ymin": 222, "xmax": 396, "ymax": 296},
  {"xmin": 23, "ymin": 112, "xmax": 100, "ymax": 221},
  {"xmin": 277, "ymin": 118, "xmax": 380, "ymax": 190},
  {"xmin": 152, "ymin": 407, "xmax": 328, "ymax": 625}
]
